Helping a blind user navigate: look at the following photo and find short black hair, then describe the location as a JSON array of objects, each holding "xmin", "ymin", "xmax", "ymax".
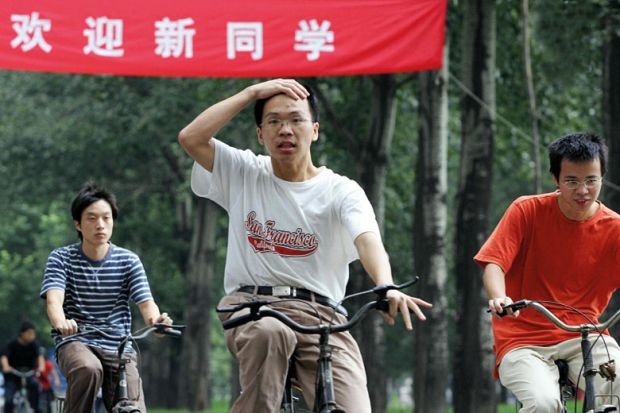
[
  {"xmin": 548, "ymin": 132, "xmax": 607, "ymax": 181},
  {"xmin": 253, "ymin": 83, "xmax": 319, "ymax": 127},
  {"xmin": 71, "ymin": 182, "xmax": 119, "ymax": 240},
  {"xmin": 19, "ymin": 321, "xmax": 35, "ymax": 334}
]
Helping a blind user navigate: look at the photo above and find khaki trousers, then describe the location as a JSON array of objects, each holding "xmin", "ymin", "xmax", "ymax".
[
  {"xmin": 57, "ymin": 341, "xmax": 146, "ymax": 413},
  {"xmin": 219, "ymin": 292, "xmax": 371, "ymax": 413},
  {"xmin": 499, "ymin": 336, "xmax": 620, "ymax": 413}
]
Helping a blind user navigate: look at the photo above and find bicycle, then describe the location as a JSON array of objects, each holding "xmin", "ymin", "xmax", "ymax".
[
  {"xmin": 8, "ymin": 369, "xmax": 36, "ymax": 413},
  {"xmin": 217, "ymin": 277, "xmax": 419, "ymax": 413},
  {"xmin": 498, "ymin": 299, "xmax": 620, "ymax": 413},
  {"xmin": 54, "ymin": 323, "xmax": 185, "ymax": 413}
]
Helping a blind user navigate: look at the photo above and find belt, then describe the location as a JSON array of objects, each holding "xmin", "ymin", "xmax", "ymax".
[{"xmin": 237, "ymin": 285, "xmax": 348, "ymax": 316}]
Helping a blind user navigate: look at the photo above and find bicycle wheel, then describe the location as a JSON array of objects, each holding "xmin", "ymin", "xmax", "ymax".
[
  {"xmin": 13, "ymin": 394, "xmax": 31, "ymax": 413},
  {"xmin": 280, "ymin": 386, "xmax": 313, "ymax": 413}
]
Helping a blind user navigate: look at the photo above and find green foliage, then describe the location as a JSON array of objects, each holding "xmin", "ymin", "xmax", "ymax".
[{"xmin": 0, "ymin": 0, "xmax": 613, "ymax": 404}]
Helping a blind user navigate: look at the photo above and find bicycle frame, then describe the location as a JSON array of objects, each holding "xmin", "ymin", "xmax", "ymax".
[
  {"xmin": 500, "ymin": 300, "xmax": 620, "ymax": 413},
  {"xmin": 218, "ymin": 277, "xmax": 419, "ymax": 413},
  {"xmin": 55, "ymin": 323, "xmax": 184, "ymax": 412},
  {"xmin": 9, "ymin": 370, "xmax": 35, "ymax": 412}
]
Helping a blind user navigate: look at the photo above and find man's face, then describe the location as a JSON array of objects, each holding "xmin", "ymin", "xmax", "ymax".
[
  {"xmin": 75, "ymin": 199, "xmax": 114, "ymax": 247},
  {"xmin": 553, "ymin": 158, "xmax": 602, "ymax": 221},
  {"xmin": 256, "ymin": 94, "xmax": 319, "ymax": 163},
  {"xmin": 20, "ymin": 329, "xmax": 36, "ymax": 344}
]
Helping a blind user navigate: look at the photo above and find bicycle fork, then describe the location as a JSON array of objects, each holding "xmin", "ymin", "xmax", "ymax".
[
  {"xmin": 581, "ymin": 331, "xmax": 618, "ymax": 413},
  {"xmin": 112, "ymin": 358, "xmax": 140, "ymax": 413},
  {"xmin": 314, "ymin": 334, "xmax": 345, "ymax": 413}
]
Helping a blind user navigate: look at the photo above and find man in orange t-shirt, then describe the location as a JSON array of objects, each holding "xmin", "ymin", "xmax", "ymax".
[{"xmin": 475, "ymin": 132, "xmax": 620, "ymax": 412}]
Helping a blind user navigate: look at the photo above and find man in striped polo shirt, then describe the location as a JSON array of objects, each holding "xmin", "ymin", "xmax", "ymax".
[{"xmin": 40, "ymin": 183, "xmax": 172, "ymax": 412}]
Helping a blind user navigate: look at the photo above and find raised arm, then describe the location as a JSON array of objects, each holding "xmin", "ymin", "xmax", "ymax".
[
  {"xmin": 354, "ymin": 231, "xmax": 432, "ymax": 330},
  {"xmin": 178, "ymin": 79, "xmax": 309, "ymax": 172}
]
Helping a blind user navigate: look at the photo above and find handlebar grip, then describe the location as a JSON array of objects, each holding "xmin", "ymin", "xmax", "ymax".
[
  {"xmin": 376, "ymin": 299, "xmax": 390, "ymax": 313},
  {"xmin": 222, "ymin": 314, "xmax": 256, "ymax": 330},
  {"xmin": 162, "ymin": 328, "xmax": 183, "ymax": 337},
  {"xmin": 494, "ymin": 300, "xmax": 528, "ymax": 317},
  {"xmin": 152, "ymin": 323, "xmax": 185, "ymax": 337}
]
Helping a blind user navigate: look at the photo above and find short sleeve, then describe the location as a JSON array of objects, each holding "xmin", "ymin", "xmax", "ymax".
[
  {"xmin": 339, "ymin": 182, "xmax": 381, "ymax": 242},
  {"xmin": 40, "ymin": 249, "xmax": 67, "ymax": 299},
  {"xmin": 127, "ymin": 256, "xmax": 153, "ymax": 304},
  {"xmin": 190, "ymin": 138, "xmax": 255, "ymax": 211},
  {"xmin": 474, "ymin": 200, "xmax": 527, "ymax": 273}
]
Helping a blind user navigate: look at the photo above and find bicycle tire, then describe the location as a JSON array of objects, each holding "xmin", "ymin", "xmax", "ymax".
[{"xmin": 14, "ymin": 403, "xmax": 31, "ymax": 413}]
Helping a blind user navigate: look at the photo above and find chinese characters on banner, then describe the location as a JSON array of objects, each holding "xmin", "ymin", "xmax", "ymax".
[{"xmin": 0, "ymin": 0, "xmax": 447, "ymax": 77}]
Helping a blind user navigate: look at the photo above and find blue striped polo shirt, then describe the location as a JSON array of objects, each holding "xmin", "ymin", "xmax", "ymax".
[{"xmin": 40, "ymin": 242, "xmax": 153, "ymax": 352}]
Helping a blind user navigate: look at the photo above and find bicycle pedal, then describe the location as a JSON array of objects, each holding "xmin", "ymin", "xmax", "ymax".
[
  {"xmin": 600, "ymin": 360, "xmax": 617, "ymax": 382},
  {"xmin": 561, "ymin": 384, "xmax": 575, "ymax": 400}
]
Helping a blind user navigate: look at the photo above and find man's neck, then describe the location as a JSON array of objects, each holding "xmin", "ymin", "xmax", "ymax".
[
  {"xmin": 272, "ymin": 159, "xmax": 320, "ymax": 182},
  {"xmin": 81, "ymin": 241, "xmax": 110, "ymax": 261}
]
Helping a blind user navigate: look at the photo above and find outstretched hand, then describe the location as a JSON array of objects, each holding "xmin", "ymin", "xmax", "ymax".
[
  {"xmin": 383, "ymin": 290, "xmax": 433, "ymax": 331},
  {"xmin": 247, "ymin": 78, "xmax": 309, "ymax": 102}
]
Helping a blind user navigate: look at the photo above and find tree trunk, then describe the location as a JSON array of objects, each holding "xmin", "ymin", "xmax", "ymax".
[
  {"xmin": 602, "ymin": 0, "xmax": 620, "ymax": 339},
  {"xmin": 177, "ymin": 197, "xmax": 219, "ymax": 410},
  {"xmin": 522, "ymin": 0, "xmax": 542, "ymax": 194},
  {"xmin": 349, "ymin": 74, "xmax": 398, "ymax": 413},
  {"xmin": 141, "ymin": 339, "xmax": 179, "ymax": 408},
  {"xmin": 454, "ymin": 0, "xmax": 497, "ymax": 412},
  {"xmin": 413, "ymin": 42, "xmax": 450, "ymax": 413}
]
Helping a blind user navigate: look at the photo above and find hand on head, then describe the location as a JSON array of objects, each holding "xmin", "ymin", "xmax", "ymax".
[{"xmin": 249, "ymin": 79, "xmax": 309, "ymax": 101}]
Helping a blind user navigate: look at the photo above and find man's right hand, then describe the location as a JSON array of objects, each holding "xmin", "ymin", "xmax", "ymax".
[
  {"xmin": 488, "ymin": 296, "xmax": 520, "ymax": 318},
  {"xmin": 54, "ymin": 319, "xmax": 78, "ymax": 336},
  {"xmin": 246, "ymin": 79, "xmax": 309, "ymax": 102}
]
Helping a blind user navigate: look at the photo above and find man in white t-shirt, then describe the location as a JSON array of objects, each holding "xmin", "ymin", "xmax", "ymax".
[{"xmin": 178, "ymin": 78, "xmax": 432, "ymax": 412}]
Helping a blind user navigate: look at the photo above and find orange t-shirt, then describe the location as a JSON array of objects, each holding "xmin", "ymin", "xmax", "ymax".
[{"xmin": 474, "ymin": 192, "xmax": 620, "ymax": 375}]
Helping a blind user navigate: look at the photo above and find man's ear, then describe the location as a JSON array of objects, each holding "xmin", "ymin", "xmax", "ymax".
[
  {"xmin": 312, "ymin": 122, "xmax": 320, "ymax": 142},
  {"xmin": 74, "ymin": 220, "xmax": 81, "ymax": 233},
  {"xmin": 257, "ymin": 126, "xmax": 264, "ymax": 145}
]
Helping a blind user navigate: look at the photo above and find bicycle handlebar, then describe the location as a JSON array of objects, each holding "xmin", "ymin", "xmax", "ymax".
[
  {"xmin": 497, "ymin": 299, "xmax": 620, "ymax": 333},
  {"xmin": 9, "ymin": 370, "xmax": 36, "ymax": 379},
  {"xmin": 53, "ymin": 323, "xmax": 185, "ymax": 341},
  {"xmin": 217, "ymin": 278, "xmax": 416, "ymax": 334}
]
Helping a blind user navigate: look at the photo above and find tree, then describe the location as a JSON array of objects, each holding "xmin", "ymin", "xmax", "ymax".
[
  {"xmin": 603, "ymin": 0, "xmax": 620, "ymax": 339},
  {"xmin": 522, "ymin": 0, "xmax": 542, "ymax": 194},
  {"xmin": 177, "ymin": 197, "xmax": 220, "ymax": 410},
  {"xmin": 350, "ymin": 75, "xmax": 398, "ymax": 413},
  {"xmin": 413, "ymin": 42, "xmax": 450, "ymax": 413},
  {"xmin": 453, "ymin": 0, "xmax": 498, "ymax": 412},
  {"xmin": 312, "ymin": 75, "xmax": 398, "ymax": 412}
]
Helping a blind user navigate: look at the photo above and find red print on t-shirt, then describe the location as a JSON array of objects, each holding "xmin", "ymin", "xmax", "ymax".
[{"xmin": 244, "ymin": 211, "xmax": 318, "ymax": 257}]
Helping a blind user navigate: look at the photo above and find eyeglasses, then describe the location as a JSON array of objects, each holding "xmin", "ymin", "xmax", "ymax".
[
  {"xmin": 561, "ymin": 177, "xmax": 602, "ymax": 190},
  {"xmin": 261, "ymin": 117, "xmax": 311, "ymax": 130}
]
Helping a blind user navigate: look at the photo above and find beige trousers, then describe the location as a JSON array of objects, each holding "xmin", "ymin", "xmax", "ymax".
[
  {"xmin": 57, "ymin": 341, "xmax": 146, "ymax": 413},
  {"xmin": 499, "ymin": 336, "xmax": 620, "ymax": 413},
  {"xmin": 218, "ymin": 292, "xmax": 371, "ymax": 413}
]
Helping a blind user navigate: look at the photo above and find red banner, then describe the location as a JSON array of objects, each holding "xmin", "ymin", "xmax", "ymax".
[{"xmin": 0, "ymin": 0, "xmax": 446, "ymax": 78}]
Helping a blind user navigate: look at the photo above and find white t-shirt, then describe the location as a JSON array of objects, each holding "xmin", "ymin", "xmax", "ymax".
[{"xmin": 191, "ymin": 139, "xmax": 381, "ymax": 302}]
